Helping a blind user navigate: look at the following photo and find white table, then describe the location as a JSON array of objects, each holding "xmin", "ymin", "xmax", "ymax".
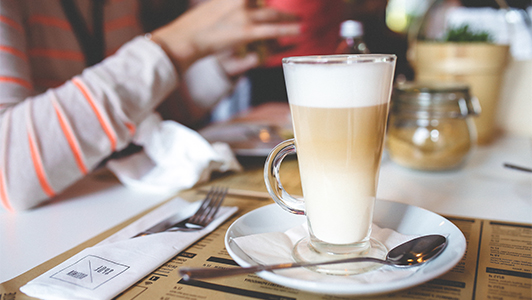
[
  {"xmin": 378, "ymin": 134, "xmax": 532, "ymax": 223},
  {"xmin": 1, "ymin": 134, "xmax": 530, "ymax": 283}
]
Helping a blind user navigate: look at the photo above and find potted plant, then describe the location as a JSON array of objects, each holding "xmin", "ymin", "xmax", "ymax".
[{"xmin": 408, "ymin": 23, "xmax": 510, "ymax": 145}]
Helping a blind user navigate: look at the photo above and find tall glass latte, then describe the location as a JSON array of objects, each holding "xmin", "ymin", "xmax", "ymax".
[{"xmin": 264, "ymin": 55, "xmax": 396, "ymax": 274}]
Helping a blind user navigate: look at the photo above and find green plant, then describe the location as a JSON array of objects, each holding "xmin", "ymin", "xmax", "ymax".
[{"xmin": 444, "ymin": 24, "xmax": 493, "ymax": 42}]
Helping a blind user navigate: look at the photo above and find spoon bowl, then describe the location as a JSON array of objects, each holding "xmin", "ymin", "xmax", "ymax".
[
  {"xmin": 179, "ymin": 234, "xmax": 447, "ymax": 280},
  {"xmin": 386, "ymin": 234, "xmax": 447, "ymax": 266}
]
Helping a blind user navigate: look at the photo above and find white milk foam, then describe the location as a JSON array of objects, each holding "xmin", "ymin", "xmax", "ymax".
[{"xmin": 283, "ymin": 61, "xmax": 394, "ymax": 108}]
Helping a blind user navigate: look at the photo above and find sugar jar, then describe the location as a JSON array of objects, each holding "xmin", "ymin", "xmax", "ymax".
[{"xmin": 386, "ymin": 82, "xmax": 480, "ymax": 171}]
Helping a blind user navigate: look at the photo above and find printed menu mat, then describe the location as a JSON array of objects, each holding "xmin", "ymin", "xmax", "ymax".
[
  {"xmin": 1, "ymin": 204, "xmax": 530, "ymax": 300},
  {"xmin": 1, "ymin": 162, "xmax": 530, "ymax": 299},
  {"xmin": 114, "ymin": 215, "xmax": 532, "ymax": 300}
]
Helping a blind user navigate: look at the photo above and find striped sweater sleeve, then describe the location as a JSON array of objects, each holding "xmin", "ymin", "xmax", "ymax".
[{"xmin": 0, "ymin": 3, "xmax": 178, "ymax": 211}]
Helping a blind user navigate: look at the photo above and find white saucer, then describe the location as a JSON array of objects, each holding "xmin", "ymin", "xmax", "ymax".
[{"xmin": 225, "ymin": 200, "xmax": 466, "ymax": 296}]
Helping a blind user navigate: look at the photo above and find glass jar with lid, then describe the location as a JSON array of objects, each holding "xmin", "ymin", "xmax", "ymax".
[{"xmin": 386, "ymin": 82, "xmax": 480, "ymax": 171}]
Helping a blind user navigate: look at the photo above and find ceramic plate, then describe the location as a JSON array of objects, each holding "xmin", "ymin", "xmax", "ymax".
[
  {"xmin": 200, "ymin": 123, "xmax": 288, "ymax": 156},
  {"xmin": 225, "ymin": 200, "xmax": 466, "ymax": 296}
]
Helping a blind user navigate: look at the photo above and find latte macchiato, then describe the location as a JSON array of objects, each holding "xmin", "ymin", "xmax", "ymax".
[
  {"xmin": 283, "ymin": 57, "xmax": 395, "ymax": 245},
  {"xmin": 264, "ymin": 55, "xmax": 396, "ymax": 274}
]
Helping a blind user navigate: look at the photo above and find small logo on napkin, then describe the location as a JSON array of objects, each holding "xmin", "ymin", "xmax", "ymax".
[{"xmin": 50, "ymin": 255, "xmax": 130, "ymax": 290}]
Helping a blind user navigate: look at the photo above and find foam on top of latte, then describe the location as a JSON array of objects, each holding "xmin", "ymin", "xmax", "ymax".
[{"xmin": 283, "ymin": 60, "xmax": 395, "ymax": 108}]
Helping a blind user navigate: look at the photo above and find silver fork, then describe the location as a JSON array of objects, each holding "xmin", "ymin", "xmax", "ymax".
[{"xmin": 133, "ymin": 186, "xmax": 228, "ymax": 237}]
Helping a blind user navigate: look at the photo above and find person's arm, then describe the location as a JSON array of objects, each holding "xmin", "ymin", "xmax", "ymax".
[{"xmin": 0, "ymin": 22, "xmax": 178, "ymax": 211}]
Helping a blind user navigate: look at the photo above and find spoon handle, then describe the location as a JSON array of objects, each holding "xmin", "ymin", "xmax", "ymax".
[{"xmin": 179, "ymin": 257, "xmax": 391, "ymax": 280}]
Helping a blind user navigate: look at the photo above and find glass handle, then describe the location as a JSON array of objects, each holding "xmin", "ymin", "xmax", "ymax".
[
  {"xmin": 470, "ymin": 96, "xmax": 482, "ymax": 116},
  {"xmin": 264, "ymin": 139, "xmax": 305, "ymax": 215}
]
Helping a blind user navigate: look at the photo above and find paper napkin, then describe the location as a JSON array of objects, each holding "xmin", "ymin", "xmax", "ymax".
[
  {"xmin": 107, "ymin": 113, "xmax": 242, "ymax": 195},
  {"xmin": 233, "ymin": 223, "xmax": 421, "ymax": 284},
  {"xmin": 20, "ymin": 197, "xmax": 238, "ymax": 300}
]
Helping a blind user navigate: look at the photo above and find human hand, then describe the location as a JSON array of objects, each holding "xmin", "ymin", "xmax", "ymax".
[
  {"xmin": 151, "ymin": 0, "xmax": 300, "ymax": 75},
  {"xmin": 215, "ymin": 49, "xmax": 260, "ymax": 79}
]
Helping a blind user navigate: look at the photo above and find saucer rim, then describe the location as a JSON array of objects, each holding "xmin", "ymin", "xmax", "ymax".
[{"xmin": 224, "ymin": 200, "xmax": 467, "ymax": 296}]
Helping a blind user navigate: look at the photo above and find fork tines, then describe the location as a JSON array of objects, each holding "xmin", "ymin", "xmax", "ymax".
[{"xmin": 188, "ymin": 186, "xmax": 228, "ymax": 227}]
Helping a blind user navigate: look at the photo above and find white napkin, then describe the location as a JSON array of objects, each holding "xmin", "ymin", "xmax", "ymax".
[
  {"xmin": 107, "ymin": 113, "xmax": 242, "ymax": 195},
  {"xmin": 20, "ymin": 197, "xmax": 238, "ymax": 300},
  {"xmin": 233, "ymin": 223, "xmax": 421, "ymax": 284}
]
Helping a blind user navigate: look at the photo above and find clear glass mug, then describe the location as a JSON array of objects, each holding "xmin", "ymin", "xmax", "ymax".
[{"xmin": 264, "ymin": 54, "xmax": 396, "ymax": 274}]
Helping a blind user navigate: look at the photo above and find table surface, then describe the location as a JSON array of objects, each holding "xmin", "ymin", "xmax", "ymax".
[{"xmin": 1, "ymin": 134, "xmax": 531, "ymax": 283}]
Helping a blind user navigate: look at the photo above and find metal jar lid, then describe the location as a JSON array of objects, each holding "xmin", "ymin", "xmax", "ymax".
[{"xmin": 391, "ymin": 81, "xmax": 481, "ymax": 119}]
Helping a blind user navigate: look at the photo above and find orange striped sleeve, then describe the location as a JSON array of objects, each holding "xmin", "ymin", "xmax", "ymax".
[
  {"xmin": 28, "ymin": 15, "xmax": 71, "ymax": 31},
  {"xmin": 33, "ymin": 78, "xmax": 64, "ymax": 89},
  {"xmin": 27, "ymin": 132, "xmax": 55, "ymax": 197},
  {"xmin": 0, "ymin": 109, "xmax": 14, "ymax": 212},
  {"xmin": 0, "ymin": 45, "xmax": 28, "ymax": 61},
  {"xmin": 50, "ymin": 93, "xmax": 88, "ymax": 175},
  {"xmin": 26, "ymin": 103, "xmax": 55, "ymax": 198},
  {"xmin": 124, "ymin": 122, "xmax": 136, "ymax": 136},
  {"xmin": 29, "ymin": 48, "xmax": 84, "ymax": 62},
  {"xmin": 72, "ymin": 77, "xmax": 117, "ymax": 151},
  {"xmin": 105, "ymin": 48, "xmax": 117, "ymax": 57},
  {"xmin": 104, "ymin": 15, "xmax": 137, "ymax": 32},
  {"xmin": 0, "ymin": 76, "xmax": 32, "ymax": 90},
  {"xmin": 0, "ymin": 171, "xmax": 13, "ymax": 212},
  {"xmin": 0, "ymin": 15, "xmax": 23, "ymax": 32}
]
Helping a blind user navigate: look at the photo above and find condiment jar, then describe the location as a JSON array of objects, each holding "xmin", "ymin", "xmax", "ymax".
[{"xmin": 386, "ymin": 82, "xmax": 480, "ymax": 171}]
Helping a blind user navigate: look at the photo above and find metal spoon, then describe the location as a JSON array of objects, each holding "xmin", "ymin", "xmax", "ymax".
[{"xmin": 179, "ymin": 234, "xmax": 447, "ymax": 280}]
